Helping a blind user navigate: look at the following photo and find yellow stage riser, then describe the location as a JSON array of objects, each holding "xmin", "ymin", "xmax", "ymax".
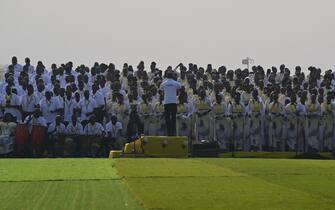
[
  {"xmin": 109, "ymin": 150, "xmax": 122, "ymax": 158},
  {"xmin": 122, "ymin": 136, "xmax": 189, "ymax": 158},
  {"xmin": 142, "ymin": 136, "xmax": 188, "ymax": 158}
]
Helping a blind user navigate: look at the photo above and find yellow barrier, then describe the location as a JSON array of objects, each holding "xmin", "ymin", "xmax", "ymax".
[
  {"xmin": 115, "ymin": 136, "xmax": 189, "ymax": 158},
  {"xmin": 109, "ymin": 150, "xmax": 122, "ymax": 158},
  {"xmin": 141, "ymin": 136, "xmax": 189, "ymax": 158}
]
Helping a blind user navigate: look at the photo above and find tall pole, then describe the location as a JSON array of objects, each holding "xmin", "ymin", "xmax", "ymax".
[{"xmin": 242, "ymin": 57, "xmax": 254, "ymax": 71}]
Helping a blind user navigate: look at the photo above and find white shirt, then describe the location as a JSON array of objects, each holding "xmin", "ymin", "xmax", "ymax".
[
  {"xmin": 296, "ymin": 102, "xmax": 307, "ymax": 116},
  {"xmin": 45, "ymin": 83, "xmax": 54, "ymax": 92},
  {"xmin": 79, "ymin": 99, "xmax": 97, "ymax": 120},
  {"xmin": 0, "ymin": 122, "xmax": 17, "ymax": 136},
  {"xmin": 98, "ymin": 87, "xmax": 109, "ymax": 100},
  {"xmin": 105, "ymin": 121, "xmax": 123, "ymax": 138},
  {"xmin": 160, "ymin": 79, "xmax": 181, "ymax": 105},
  {"xmin": 0, "ymin": 82, "xmax": 6, "ymax": 95},
  {"xmin": 42, "ymin": 72, "xmax": 51, "ymax": 84},
  {"xmin": 306, "ymin": 102, "xmax": 322, "ymax": 116},
  {"xmin": 57, "ymin": 74, "xmax": 66, "ymax": 88},
  {"xmin": 24, "ymin": 115, "xmax": 47, "ymax": 132},
  {"xmin": 26, "ymin": 64, "xmax": 35, "ymax": 75},
  {"xmin": 66, "ymin": 122, "xmax": 84, "ymax": 135},
  {"xmin": 2, "ymin": 94, "xmax": 22, "ymax": 122},
  {"xmin": 91, "ymin": 91, "xmax": 105, "ymax": 108},
  {"xmin": 4, "ymin": 85, "xmax": 22, "ymax": 96},
  {"xmin": 16, "ymin": 86, "xmax": 27, "ymax": 97},
  {"xmin": 13, "ymin": 63, "xmax": 23, "ymax": 74},
  {"xmin": 40, "ymin": 98, "xmax": 60, "ymax": 123},
  {"xmin": 35, "ymin": 91, "xmax": 45, "ymax": 102},
  {"xmin": 21, "ymin": 94, "xmax": 39, "ymax": 112},
  {"xmin": 84, "ymin": 122, "xmax": 104, "ymax": 135},
  {"xmin": 248, "ymin": 97, "xmax": 265, "ymax": 116},
  {"xmin": 24, "ymin": 115, "xmax": 47, "ymax": 127},
  {"xmin": 54, "ymin": 96, "xmax": 64, "ymax": 109},
  {"xmin": 48, "ymin": 122, "xmax": 66, "ymax": 134},
  {"xmin": 64, "ymin": 98, "xmax": 79, "ymax": 122}
]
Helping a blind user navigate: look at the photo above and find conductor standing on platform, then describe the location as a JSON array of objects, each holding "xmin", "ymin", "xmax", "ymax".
[{"xmin": 160, "ymin": 69, "xmax": 181, "ymax": 136}]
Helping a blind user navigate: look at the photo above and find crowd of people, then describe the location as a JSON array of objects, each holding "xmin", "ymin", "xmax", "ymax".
[{"xmin": 0, "ymin": 56, "xmax": 335, "ymax": 157}]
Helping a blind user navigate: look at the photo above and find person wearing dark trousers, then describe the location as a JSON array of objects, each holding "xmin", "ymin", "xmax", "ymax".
[
  {"xmin": 164, "ymin": 103, "xmax": 177, "ymax": 136},
  {"xmin": 126, "ymin": 109, "xmax": 144, "ymax": 141},
  {"xmin": 160, "ymin": 70, "xmax": 181, "ymax": 136}
]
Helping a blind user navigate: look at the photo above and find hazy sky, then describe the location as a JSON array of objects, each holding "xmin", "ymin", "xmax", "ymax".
[{"xmin": 1, "ymin": 0, "xmax": 334, "ymax": 71}]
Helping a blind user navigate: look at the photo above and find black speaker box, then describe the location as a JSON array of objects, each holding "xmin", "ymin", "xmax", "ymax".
[{"xmin": 192, "ymin": 142, "xmax": 220, "ymax": 157}]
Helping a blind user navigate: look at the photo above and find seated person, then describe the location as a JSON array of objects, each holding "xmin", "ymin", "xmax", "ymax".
[
  {"xmin": 84, "ymin": 116, "xmax": 105, "ymax": 136},
  {"xmin": 24, "ymin": 108, "xmax": 47, "ymax": 133},
  {"xmin": 47, "ymin": 115, "xmax": 66, "ymax": 156},
  {"xmin": 0, "ymin": 113, "xmax": 17, "ymax": 154},
  {"xmin": 66, "ymin": 115, "xmax": 84, "ymax": 156},
  {"xmin": 83, "ymin": 116, "xmax": 105, "ymax": 157},
  {"xmin": 2, "ymin": 86, "xmax": 22, "ymax": 122},
  {"xmin": 0, "ymin": 113, "xmax": 17, "ymax": 136},
  {"xmin": 48, "ymin": 115, "xmax": 66, "ymax": 135},
  {"xmin": 66, "ymin": 115, "xmax": 83, "ymax": 135},
  {"xmin": 104, "ymin": 115, "xmax": 123, "ymax": 151}
]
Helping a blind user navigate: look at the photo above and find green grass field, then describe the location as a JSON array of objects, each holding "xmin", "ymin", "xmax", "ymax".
[{"xmin": 1, "ymin": 157, "xmax": 335, "ymax": 210}]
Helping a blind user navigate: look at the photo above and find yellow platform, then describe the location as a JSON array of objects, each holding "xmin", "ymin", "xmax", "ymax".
[
  {"xmin": 122, "ymin": 136, "xmax": 189, "ymax": 158},
  {"xmin": 109, "ymin": 150, "xmax": 122, "ymax": 158}
]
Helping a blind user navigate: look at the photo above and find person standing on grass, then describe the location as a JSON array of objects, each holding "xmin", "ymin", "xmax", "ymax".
[{"xmin": 160, "ymin": 70, "xmax": 181, "ymax": 136}]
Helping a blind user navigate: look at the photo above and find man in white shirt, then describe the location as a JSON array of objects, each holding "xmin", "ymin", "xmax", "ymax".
[
  {"xmin": 10, "ymin": 56, "xmax": 22, "ymax": 77},
  {"xmin": 84, "ymin": 116, "xmax": 105, "ymax": 136},
  {"xmin": 35, "ymin": 83, "xmax": 46, "ymax": 102},
  {"xmin": 296, "ymin": 96, "xmax": 307, "ymax": 152},
  {"xmin": 21, "ymin": 85, "xmax": 40, "ymax": 120},
  {"xmin": 104, "ymin": 115, "xmax": 123, "ymax": 154},
  {"xmin": 48, "ymin": 115, "xmax": 66, "ymax": 135},
  {"xmin": 66, "ymin": 115, "xmax": 84, "ymax": 157},
  {"xmin": 159, "ymin": 71, "xmax": 181, "ymax": 136},
  {"xmin": 24, "ymin": 57, "xmax": 35, "ymax": 75},
  {"xmin": 16, "ymin": 79, "xmax": 28, "ymax": 97},
  {"xmin": 2, "ymin": 86, "xmax": 22, "ymax": 122},
  {"xmin": 40, "ymin": 91, "xmax": 60, "ymax": 125},
  {"xmin": 63, "ymin": 91, "xmax": 79, "ymax": 125},
  {"xmin": 66, "ymin": 115, "xmax": 83, "ymax": 135},
  {"xmin": 98, "ymin": 79, "xmax": 110, "ymax": 100},
  {"xmin": 91, "ymin": 84, "xmax": 105, "ymax": 123},
  {"xmin": 79, "ymin": 90, "xmax": 97, "ymax": 125},
  {"xmin": 306, "ymin": 94, "xmax": 321, "ymax": 151},
  {"xmin": 105, "ymin": 115, "xmax": 123, "ymax": 138},
  {"xmin": 83, "ymin": 116, "xmax": 105, "ymax": 157},
  {"xmin": 24, "ymin": 108, "xmax": 47, "ymax": 133},
  {"xmin": 47, "ymin": 115, "xmax": 66, "ymax": 156},
  {"xmin": 53, "ymin": 87, "xmax": 64, "ymax": 110},
  {"xmin": 0, "ymin": 113, "xmax": 17, "ymax": 155}
]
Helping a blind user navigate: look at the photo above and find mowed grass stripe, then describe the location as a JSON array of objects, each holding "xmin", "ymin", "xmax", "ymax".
[
  {"xmin": 116, "ymin": 158, "xmax": 335, "ymax": 210},
  {"xmin": 0, "ymin": 159, "xmax": 144, "ymax": 210},
  {"xmin": 0, "ymin": 180, "xmax": 142, "ymax": 210},
  {"xmin": 116, "ymin": 158, "xmax": 244, "ymax": 178},
  {"xmin": 200, "ymin": 159, "xmax": 335, "ymax": 175},
  {"xmin": 125, "ymin": 177, "xmax": 335, "ymax": 210},
  {"xmin": 201, "ymin": 158, "xmax": 335, "ymax": 201},
  {"xmin": 257, "ymin": 175, "xmax": 335, "ymax": 201},
  {"xmin": 0, "ymin": 158, "xmax": 119, "ymax": 181}
]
